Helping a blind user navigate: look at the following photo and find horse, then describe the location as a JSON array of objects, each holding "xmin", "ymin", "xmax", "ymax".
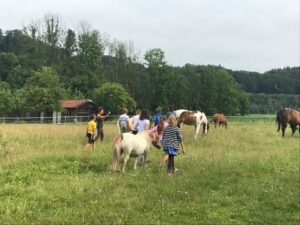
[
  {"xmin": 176, "ymin": 110, "xmax": 209, "ymax": 138},
  {"xmin": 276, "ymin": 108, "xmax": 300, "ymax": 137},
  {"xmin": 111, "ymin": 131, "xmax": 160, "ymax": 172},
  {"xmin": 210, "ymin": 113, "xmax": 228, "ymax": 128},
  {"xmin": 175, "ymin": 109, "xmax": 188, "ymax": 119}
]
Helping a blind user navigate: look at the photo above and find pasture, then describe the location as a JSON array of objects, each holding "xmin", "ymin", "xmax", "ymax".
[{"xmin": 0, "ymin": 120, "xmax": 299, "ymax": 225}]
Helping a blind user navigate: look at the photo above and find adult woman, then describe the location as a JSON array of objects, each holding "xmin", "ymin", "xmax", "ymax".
[
  {"xmin": 135, "ymin": 109, "xmax": 150, "ymax": 133},
  {"xmin": 95, "ymin": 107, "xmax": 111, "ymax": 142}
]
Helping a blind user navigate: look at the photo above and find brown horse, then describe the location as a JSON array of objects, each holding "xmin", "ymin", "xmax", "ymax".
[
  {"xmin": 276, "ymin": 108, "xmax": 300, "ymax": 137},
  {"xmin": 210, "ymin": 113, "xmax": 228, "ymax": 128}
]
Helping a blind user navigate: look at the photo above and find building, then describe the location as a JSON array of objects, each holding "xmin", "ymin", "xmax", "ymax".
[{"xmin": 58, "ymin": 99, "xmax": 98, "ymax": 123}]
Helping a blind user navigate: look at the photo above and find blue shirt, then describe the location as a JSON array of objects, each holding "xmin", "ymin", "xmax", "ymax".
[{"xmin": 154, "ymin": 113, "xmax": 161, "ymax": 126}]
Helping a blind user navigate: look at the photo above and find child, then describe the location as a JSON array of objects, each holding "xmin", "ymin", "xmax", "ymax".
[
  {"xmin": 118, "ymin": 108, "xmax": 130, "ymax": 133},
  {"xmin": 84, "ymin": 114, "xmax": 97, "ymax": 151},
  {"xmin": 149, "ymin": 116, "xmax": 168, "ymax": 141},
  {"xmin": 161, "ymin": 114, "xmax": 184, "ymax": 174},
  {"xmin": 131, "ymin": 109, "xmax": 141, "ymax": 134}
]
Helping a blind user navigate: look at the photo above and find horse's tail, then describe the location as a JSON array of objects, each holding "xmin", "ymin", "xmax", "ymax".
[
  {"xmin": 276, "ymin": 111, "xmax": 281, "ymax": 132},
  {"xmin": 112, "ymin": 134, "xmax": 123, "ymax": 171}
]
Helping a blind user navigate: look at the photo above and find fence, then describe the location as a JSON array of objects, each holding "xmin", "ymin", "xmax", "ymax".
[{"xmin": 0, "ymin": 114, "xmax": 276, "ymax": 124}]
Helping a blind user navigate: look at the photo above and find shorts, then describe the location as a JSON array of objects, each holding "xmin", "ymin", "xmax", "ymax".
[
  {"xmin": 120, "ymin": 125, "xmax": 129, "ymax": 134},
  {"xmin": 164, "ymin": 146, "xmax": 177, "ymax": 156},
  {"xmin": 86, "ymin": 133, "xmax": 95, "ymax": 144}
]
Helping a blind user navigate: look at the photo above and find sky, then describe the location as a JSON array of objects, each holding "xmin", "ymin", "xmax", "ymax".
[{"xmin": 0, "ymin": 0, "xmax": 299, "ymax": 72}]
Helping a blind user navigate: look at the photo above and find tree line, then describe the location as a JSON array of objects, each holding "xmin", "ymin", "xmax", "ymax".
[
  {"xmin": 228, "ymin": 67, "xmax": 300, "ymax": 95},
  {"xmin": 228, "ymin": 68, "xmax": 300, "ymax": 113},
  {"xmin": 0, "ymin": 14, "xmax": 298, "ymax": 116}
]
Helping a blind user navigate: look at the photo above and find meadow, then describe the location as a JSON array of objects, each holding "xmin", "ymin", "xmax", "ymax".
[{"xmin": 0, "ymin": 120, "xmax": 299, "ymax": 225}]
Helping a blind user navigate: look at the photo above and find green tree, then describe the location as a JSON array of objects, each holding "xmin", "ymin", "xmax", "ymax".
[
  {"xmin": 0, "ymin": 52, "xmax": 19, "ymax": 81},
  {"xmin": 75, "ymin": 26, "xmax": 104, "ymax": 93},
  {"xmin": 0, "ymin": 89, "xmax": 14, "ymax": 115},
  {"xmin": 64, "ymin": 29, "xmax": 77, "ymax": 57},
  {"xmin": 92, "ymin": 83, "xmax": 136, "ymax": 114},
  {"xmin": 0, "ymin": 29, "xmax": 3, "ymax": 50},
  {"xmin": 144, "ymin": 48, "xmax": 166, "ymax": 67},
  {"xmin": 23, "ymin": 67, "xmax": 67, "ymax": 113},
  {"xmin": 144, "ymin": 48, "xmax": 169, "ymax": 110}
]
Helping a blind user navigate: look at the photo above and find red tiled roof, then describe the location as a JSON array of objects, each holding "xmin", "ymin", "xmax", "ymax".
[{"xmin": 61, "ymin": 99, "xmax": 92, "ymax": 109}]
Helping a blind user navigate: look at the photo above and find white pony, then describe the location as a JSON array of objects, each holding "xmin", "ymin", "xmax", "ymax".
[
  {"xmin": 112, "ymin": 131, "xmax": 160, "ymax": 172},
  {"xmin": 176, "ymin": 109, "xmax": 209, "ymax": 138}
]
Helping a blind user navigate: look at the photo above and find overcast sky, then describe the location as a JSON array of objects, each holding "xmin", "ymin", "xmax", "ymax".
[{"xmin": 1, "ymin": 0, "xmax": 299, "ymax": 72}]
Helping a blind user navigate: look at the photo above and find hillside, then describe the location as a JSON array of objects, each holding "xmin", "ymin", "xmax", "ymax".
[{"xmin": 0, "ymin": 19, "xmax": 299, "ymax": 115}]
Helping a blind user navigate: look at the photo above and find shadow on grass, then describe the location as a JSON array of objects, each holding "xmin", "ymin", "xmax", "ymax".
[
  {"xmin": 76, "ymin": 156, "xmax": 110, "ymax": 174},
  {"xmin": 0, "ymin": 154, "xmax": 112, "ymax": 179}
]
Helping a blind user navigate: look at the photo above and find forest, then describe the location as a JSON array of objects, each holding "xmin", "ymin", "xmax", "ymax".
[{"xmin": 0, "ymin": 14, "xmax": 299, "ymax": 116}]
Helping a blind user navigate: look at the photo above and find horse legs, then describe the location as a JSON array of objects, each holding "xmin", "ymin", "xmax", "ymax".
[
  {"xmin": 122, "ymin": 154, "xmax": 130, "ymax": 173},
  {"xmin": 281, "ymin": 123, "xmax": 287, "ymax": 137},
  {"xmin": 194, "ymin": 124, "xmax": 200, "ymax": 139},
  {"xmin": 201, "ymin": 123, "xmax": 207, "ymax": 136},
  {"xmin": 277, "ymin": 121, "xmax": 281, "ymax": 132},
  {"xmin": 133, "ymin": 158, "xmax": 139, "ymax": 170},
  {"xmin": 137, "ymin": 152, "xmax": 147, "ymax": 167},
  {"xmin": 180, "ymin": 122, "xmax": 183, "ymax": 130},
  {"xmin": 143, "ymin": 151, "xmax": 148, "ymax": 167},
  {"xmin": 290, "ymin": 123, "xmax": 297, "ymax": 136},
  {"xmin": 204, "ymin": 122, "xmax": 208, "ymax": 135},
  {"xmin": 138, "ymin": 155, "xmax": 145, "ymax": 166}
]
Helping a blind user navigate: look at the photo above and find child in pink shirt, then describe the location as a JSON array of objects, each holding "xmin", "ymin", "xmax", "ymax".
[{"xmin": 149, "ymin": 116, "xmax": 168, "ymax": 141}]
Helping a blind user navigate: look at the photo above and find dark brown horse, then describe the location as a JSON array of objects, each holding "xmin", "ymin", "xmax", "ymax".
[
  {"xmin": 276, "ymin": 108, "xmax": 300, "ymax": 137},
  {"xmin": 210, "ymin": 113, "xmax": 228, "ymax": 128}
]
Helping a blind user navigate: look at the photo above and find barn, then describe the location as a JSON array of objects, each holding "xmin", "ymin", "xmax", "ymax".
[{"xmin": 59, "ymin": 99, "xmax": 98, "ymax": 122}]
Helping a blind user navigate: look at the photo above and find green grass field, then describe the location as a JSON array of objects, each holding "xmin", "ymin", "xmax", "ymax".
[{"xmin": 0, "ymin": 121, "xmax": 299, "ymax": 225}]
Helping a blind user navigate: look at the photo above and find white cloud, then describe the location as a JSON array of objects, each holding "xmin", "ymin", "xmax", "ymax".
[{"xmin": 0, "ymin": 0, "xmax": 299, "ymax": 72}]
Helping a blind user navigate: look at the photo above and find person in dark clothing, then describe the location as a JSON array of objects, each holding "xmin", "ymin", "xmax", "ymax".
[
  {"xmin": 95, "ymin": 107, "xmax": 111, "ymax": 142},
  {"xmin": 166, "ymin": 105, "xmax": 175, "ymax": 118}
]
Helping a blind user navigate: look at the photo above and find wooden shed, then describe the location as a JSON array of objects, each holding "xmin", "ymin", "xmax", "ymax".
[{"xmin": 60, "ymin": 99, "xmax": 98, "ymax": 122}]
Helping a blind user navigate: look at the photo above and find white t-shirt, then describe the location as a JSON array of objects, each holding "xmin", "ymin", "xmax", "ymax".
[
  {"xmin": 119, "ymin": 114, "xmax": 129, "ymax": 128},
  {"xmin": 137, "ymin": 119, "xmax": 150, "ymax": 133},
  {"xmin": 132, "ymin": 115, "xmax": 140, "ymax": 131}
]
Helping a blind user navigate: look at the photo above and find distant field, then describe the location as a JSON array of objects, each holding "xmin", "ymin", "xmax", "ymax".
[{"xmin": 0, "ymin": 121, "xmax": 299, "ymax": 225}]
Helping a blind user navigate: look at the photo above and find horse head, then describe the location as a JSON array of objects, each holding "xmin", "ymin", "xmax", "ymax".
[{"xmin": 149, "ymin": 131, "xmax": 161, "ymax": 149}]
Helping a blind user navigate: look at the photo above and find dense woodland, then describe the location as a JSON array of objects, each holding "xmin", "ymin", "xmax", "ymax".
[{"xmin": 0, "ymin": 15, "xmax": 299, "ymax": 116}]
